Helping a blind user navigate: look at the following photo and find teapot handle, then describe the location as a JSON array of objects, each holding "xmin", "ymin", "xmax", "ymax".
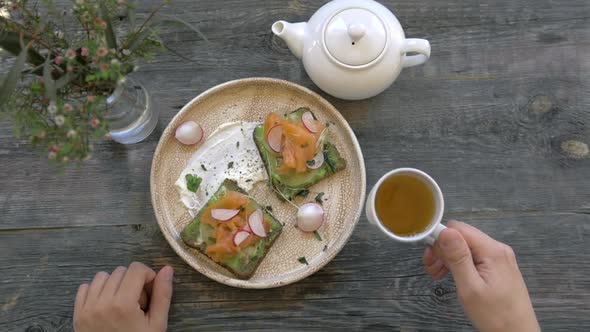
[{"xmin": 401, "ymin": 39, "xmax": 431, "ymax": 68}]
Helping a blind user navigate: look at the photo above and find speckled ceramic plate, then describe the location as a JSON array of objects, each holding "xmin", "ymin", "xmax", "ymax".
[{"xmin": 151, "ymin": 78, "xmax": 365, "ymax": 288}]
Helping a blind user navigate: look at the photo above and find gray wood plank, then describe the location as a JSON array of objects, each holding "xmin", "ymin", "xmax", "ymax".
[{"xmin": 1, "ymin": 213, "xmax": 589, "ymax": 331}]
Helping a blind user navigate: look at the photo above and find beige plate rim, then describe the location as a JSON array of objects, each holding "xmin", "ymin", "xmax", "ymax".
[{"xmin": 150, "ymin": 77, "xmax": 366, "ymax": 288}]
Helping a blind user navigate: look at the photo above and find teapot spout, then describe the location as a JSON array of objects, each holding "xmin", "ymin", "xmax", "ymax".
[{"xmin": 272, "ymin": 21, "xmax": 306, "ymax": 59}]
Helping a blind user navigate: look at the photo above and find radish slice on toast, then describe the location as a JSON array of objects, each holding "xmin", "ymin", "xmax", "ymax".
[
  {"xmin": 211, "ymin": 209, "xmax": 239, "ymax": 221},
  {"xmin": 266, "ymin": 125, "xmax": 283, "ymax": 153},
  {"xmin": 248, "ymin": 209, "xmax": 266, "ymax": 237},
  {"xmin": 307, "ymin": 150, "xmax": 324, "ymax": 169},
  {"xmin": 233, "ymin": 230, "xmax": 251, "ymax": 246},
  {"xmin": 301, "ymin": 111, "xmax": 320, "ymax": 133}
]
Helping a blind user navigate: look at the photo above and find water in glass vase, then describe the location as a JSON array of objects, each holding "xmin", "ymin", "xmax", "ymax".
[{"xmin": 105, "ymin": 77, "xmax": 158, "ymax": 144}]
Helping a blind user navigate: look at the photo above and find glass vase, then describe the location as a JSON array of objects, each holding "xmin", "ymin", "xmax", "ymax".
[{"xmin": 104, "ymin": 77, "xmax": 158, "ymax": 144}]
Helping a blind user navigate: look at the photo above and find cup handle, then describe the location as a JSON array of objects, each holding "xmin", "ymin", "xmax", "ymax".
[
  {"xmin": 423, "ymin": 223, "xmax": 446, "ymax": 246},
  {"xmin": 401, "ymin": 38, "xmax": 431, "ymax": 68}
]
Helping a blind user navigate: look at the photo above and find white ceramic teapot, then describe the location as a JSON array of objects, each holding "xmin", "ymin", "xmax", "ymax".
[{"xmin": 272, "ymin": 0, "xmax": 430, "ymax": 100}]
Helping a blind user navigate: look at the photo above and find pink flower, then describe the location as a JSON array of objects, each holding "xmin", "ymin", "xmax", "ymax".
[
  {"xmin": 92, "ymin": 56, "xmax": 99, "ymax": 63},
  {"xmin": 87, "ymin": 95, "xmax": 96, "ymax": 103},
  {"xmin": 55, "ymin": 56, "xmax": 64, "ymax": 65},
  {"xmin": 99, "ymin": 63, "xmax": 110, "ymax": 72},
  {"xmin": 90, "ymin": 117, "xmax": 100, "ymax": 128},
  {"xmin": 48, "ymin": 151, "xmax": 57, "ymax": 159},
  {"xmin": 97, "ymin": 47, "xmax": 108, "ymax": 58},
  {"xmin": 118, "ymin": 0, "xmax": 126, "ymax": 5},
  {"xmin": 38, "ymin": 131, "xmax": 46, "ymax": 139},
  {"xmin": 67, "ymin": 66, "xmax": 74, "ymax": 73},
  {"xmin": 65, "ymin": 48, "xmax": 76, "ymax": 60},
  {"xmin": 81, "ymin": 47, "xmax": 89, "ymax": 57},
  {"xmin": 50, "ymin": 145, "xmax": 59, "ymax": 153}
]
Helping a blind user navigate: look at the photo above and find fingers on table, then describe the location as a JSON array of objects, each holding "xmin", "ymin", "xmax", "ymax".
[
  {"xmin": 117, "ymin": 262, "xmax": 157, "ymax": 302},
  {"xmin": 423, "ymin": 247, "xmax": 449, "ymax": 280},
  {"xmin": 101, "ymin": 266, "xmax": 128, "ymax": 297},
  {"xmin": 86, "ymin": 271, "xmax": 110, "ymax": 305},
  {"xmin": 148, "ymin": 266, "xmax": 174, "ymax": 330},
  {"xmin": 74, "ymin": 283, "xmax": 90, "ymax": 319}
]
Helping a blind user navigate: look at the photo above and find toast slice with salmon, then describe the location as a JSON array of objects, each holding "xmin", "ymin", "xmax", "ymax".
[
  {"xmin": 180, "ymin": 179, "xmax": 283, "ymax": 279},
  {"xmin": 253, "ymin": 108, "xmax": 347, "ymax": 201}
]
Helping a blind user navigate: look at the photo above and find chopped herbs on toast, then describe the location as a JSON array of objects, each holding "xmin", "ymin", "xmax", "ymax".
[
  {"xmin": 253, "ymin": 108, "xmax": 346, "ymax": 200},
  {"xmin": 180, "ymin": 179, "xmax": 283, "ymax": 279}
]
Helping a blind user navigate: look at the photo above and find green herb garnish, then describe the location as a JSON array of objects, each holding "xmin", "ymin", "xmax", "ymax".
[
  {"xmin": 228, "ymin": 161, "xmax": 234, "ymax": 169},
  {"xmin": 298, "ymin": 256, "xmax": 309, "ymax": 265},
  {"xmin": 313, "ymin": 231, "xmax": 322, "ymax": 241},
  {"xmin": 315, "ymin": 192, "xmax": 325, "ymax": 205},
  {"xmin": 296, "ymin": 189, "xmax": 310, "ymax": 198},
  {"xmin": 185, "ymin": 174, "xmax": 202, "ymax": 193},
  {"xmin": 201, "ymin": 164, "xmax": 207, "ymax": 171}
]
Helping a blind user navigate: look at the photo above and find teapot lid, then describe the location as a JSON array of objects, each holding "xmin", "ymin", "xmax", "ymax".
[{"xmin": 324, "ymin": 8, "xmax": 387, "ymax": 66}]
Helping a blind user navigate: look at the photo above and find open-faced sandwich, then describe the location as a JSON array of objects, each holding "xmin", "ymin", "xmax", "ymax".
[
  {"xmin": 180, "ymin": 179, "xmax": 283, "ymax": 279},
  {"xmin": 253, "ymin": 108, "xmax": 346, "ymax": 200}
]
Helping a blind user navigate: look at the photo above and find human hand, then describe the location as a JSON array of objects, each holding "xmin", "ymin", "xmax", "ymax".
[
  {"xmin": 74, "ymin": 262, "xmax": 174, "ymax": 332},
  {"xmin": 422, "ymin": 220, "xmax": 540, "ymax": 332}
]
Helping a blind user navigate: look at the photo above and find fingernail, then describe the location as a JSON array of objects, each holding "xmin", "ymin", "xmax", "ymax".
[{"xmin": 162, "ymin": 266, "xmax": 174, "ymax": 282}]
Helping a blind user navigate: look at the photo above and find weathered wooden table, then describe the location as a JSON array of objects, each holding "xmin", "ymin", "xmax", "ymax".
[{"xmin": 1, "ymin": 0, "xmax": 589, "ymax": 331}]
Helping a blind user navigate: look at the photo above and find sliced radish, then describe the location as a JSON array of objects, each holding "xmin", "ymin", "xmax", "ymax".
[
  {"xmin": 302, "ymin": 111, "xmax": 320, "ymax": 133},
  {"xmin": 175, "ymin": 121, "xmax": 204, "ymax": 145},
  {"xmin": 307, "ymin": 150, "xmax": 324, "ymax": 170},
  {"xmin": 266, "ymin": 125, "xmax": 283, "ymax": 153},
  {"xmin": 211, "ymin": 209, "xmax": 239, "ymax": 221},
  {"xmin": 248, "ymin": 209, "xmax": 266, "ymax": 237},
  {"xmin": 297, "ymin": 202, "xmax": 324, "ymax": 232},
  {"xmin": 233, "ymin": 230, "xmax": 251, "ymax": 246}
]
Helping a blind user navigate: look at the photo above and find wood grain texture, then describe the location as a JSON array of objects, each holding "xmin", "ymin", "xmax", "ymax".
[{"xmin": 1, "ymin": 0, "xmax": 589, "ymax": 330}]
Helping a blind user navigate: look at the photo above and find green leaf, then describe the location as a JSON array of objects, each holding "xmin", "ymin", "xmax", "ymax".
[
  {"xmin": 127, "ymin": 2, "xmax": 137, "ymax": 30},
  {"xmin": 43, "ymin": 56, "xmax": 57, "ymax": 101},
  {"xmin": 157, "ymin": 14, "xmax": 209, "ymax": 42},
  {"xmin": 185, "ymin": 174, "xmax": 202, "ymax": 193},
  {"xmin": 0, "ymin": 40, "xmax": 29, "ymax": 109},
  {"xmin": 296, "ymin": 189, "xmax": 310, "ymax": 198},
  {"xmin": 100, "ymin": 2, "xmax": 118, "ymax": 50},
  {"xmin": 314, "ymin": 192, "xmax": 325, "ymax": 205},
  {"xmin": 313, "ymin": 231, "xmax": 322, "ymax": 241},
  {"xmin": 0, "ymin": 26, "xmax": 45, "ymax": 66},
  {"xmin": 55, "ymin": 73, "xmax": 74, "ymax": 90},
  {"xmin": 298, "ymin": 256, "xmax": 309, "ymax": 265},
  {"xmin": 126, "ymin": 28, "xmax": 153, "ymax": 52}
]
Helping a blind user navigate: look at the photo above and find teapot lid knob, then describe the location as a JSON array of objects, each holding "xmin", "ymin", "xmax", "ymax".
[
  {"xmin": 324, "ymin": 8, "xmax": 387, "ymax": 66},
  {"xmin": 347, "ymin": 24, "xmax": 367, "ymax": 42}
]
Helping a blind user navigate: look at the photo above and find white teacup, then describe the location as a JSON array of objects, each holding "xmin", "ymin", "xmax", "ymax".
[{"xmin": 365, "ymin": 168, "xmax": 446, "ymax": 245}]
